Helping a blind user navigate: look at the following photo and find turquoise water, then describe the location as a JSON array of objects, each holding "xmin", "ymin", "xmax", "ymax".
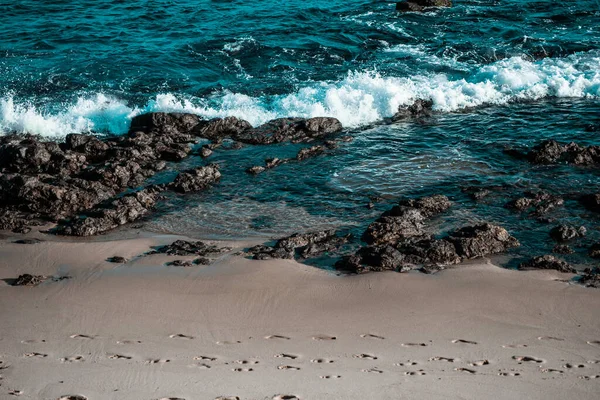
[{"xmin": 1, "ymin": 0, "xmax": 600, "ymax": 268}]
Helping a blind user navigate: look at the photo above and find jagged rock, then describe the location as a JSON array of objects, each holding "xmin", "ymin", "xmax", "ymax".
[
  {"xmin": 153, "ymin": 240, "xmax": 231, "ymax": 256},
  {"xmin": 336, "ymin": 245, "xmax": 408, "ymax": 273},
  {"xmin": 447, "ymin": 223, "xmax": 520, "ymax": 259},
  {"xmin": 167, "ymin": 260, "xmax": 194, "ymax": 267},
  {"xmin": 169, "ymin": 165, "xmax": 221, "ymax": 193},
  {"xmin": 193, "ymin": 117, "xmax": 252, "ymax": 142},
  {"xmin": 265, "ymin": 158, "xmax": 286, "ymax": 169},
  {"xmin": 392, "ymin": 99, "xmax": 434, "ymax": 121},
  {"xmin": 65, "ymin": 134, "xmax": 109, "ymax": 162},
  {"xmin": 397, "ymin": 194, "xmax": 452, "ymax": 218},
  {"xmin": 247, "ymin": 230, "xmax": 349, "ymax": 260},
  {"xmin": 514, "ymin": 140, "xmax": 600, "ymax": 166},
  {"xmin": 396, "ymin": 1, "xmax": 452, "ymax": 12},
  {"xmin": 505, "ymin": 191, "xmax": 563, "ymax": 216},
  {"xmin": 398, "ymin": 238, "xmax": 462, "ymax": 265},
  {"xmin": 297, "ymin": 145, "xmax": 326, "ymax": 161},
  {"xmin": 107, "ymin": 256, "xmax": 127, "ymax": 263},
  {"xmin": 199, "ymin": 146, "xmax": 213, "ymax": 158},
  {"xmin": 588, "ymin": 242, "xmax": 600, "ymax": 258},
  {"xmin": 129, "ymin": 112, "xmax": 202, "ymax": 136},
  {"xmin": 549, "ymin": 225, "xmax": 586, "ymax": 242},
  {"xmin": 519, "ymin": 255, "xmax": 576, "ymax": 274},
  {"xmin": 234, "ymin": 117, "xmax": 342, "ymax": 145},
  {"xmin": 12, "ymin": 274, "xmax": 46, "ymax": 286},
  {"xmin": 553, "ymin": 244, "xmax": 574, "ymax": 255},
  {"xmin": 580, "ymin": 267, "xmax": 600, "ymax": 288},
  {"xmin": 580, "ymin": 193, "xmax": 600, "ymax": 213},
  {"xmin": 246, "ymin": 166, "xmax": 266, "ymax": 175},
  {"xmin": 54, "ymin": 187, "xmax": 163, "ymax": 236}
]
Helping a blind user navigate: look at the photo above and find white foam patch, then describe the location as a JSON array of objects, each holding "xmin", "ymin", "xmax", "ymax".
[{"xmin": 1, "ymin": 52, "xmax": 599, "ymax": 137}]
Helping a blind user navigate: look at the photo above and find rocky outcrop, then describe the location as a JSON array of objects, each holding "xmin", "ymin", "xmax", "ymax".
[
  {"xmin": 505, "ymin": 191, "xmax": 563, "ymax": 217},
  {"xmin": 12, "ymin": 274, "xmax": 46, "ymax": 286},
  {"xmin": 509, "ymin": 140, "xmax": 600, "ymax": 166},
  {"xmin": 396, "ymin": 0, "xmax": 452, "ymax": 12},
  {"xmin": 580, "ymin": 267, "xmax": 600, "ymax": 288},
  {"xmin": 519, "ymin": 255, "xmax": 576, "ymax": 274},
  {"xmin": 152, "ymin": 240, "xmax": 232, "ymax": 257},
  {"xmin": 169, "ymin": 165, "xmax": 221, "ymax": 193},
  {"xmin": 549, "ymin": 225, "xmax": 586, "ymax": 242},
  {"xmin": 447, "ymin": 223, "xmax": 520, "ymax": 259},
  {"xmin": 193, "ymin": 117, "xmax": 252, "ymax": 142},
  {"xmin": 392, "ymin": 99, "xmax": 434, "ymax": 121},
  {"xmin": 247, "ymin": 230, "xmax": 350, "ymax": 260},
  {"xmin": 234, "ymin": 117, "xmax": 342, "ymax": 145}
]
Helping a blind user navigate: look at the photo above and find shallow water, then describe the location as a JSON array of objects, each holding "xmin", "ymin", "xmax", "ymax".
[{"xmin": 1, "ymin": 0, "xmax": 600, "ymax": 269}]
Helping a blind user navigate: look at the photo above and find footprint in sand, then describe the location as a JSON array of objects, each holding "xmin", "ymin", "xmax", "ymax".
[
  {"xmin": 189, "ymin": 363, "xmax": 211, "ymax": 369},
  {"xmin": 21, "ymin": 339, "xmax": 46, "ymax": 344},
  {"xmin": 24, "ymin": 352, "xmax": 47, "ymax": 358},
  {"xmin": 563, "ymin": 363, "xmax": 585, "ymax": 369},
  {"xmin": 69, "ymin": 334, "xmax": 94, "ymax": 340},
  {"xmin": 215, "ymin": 397, "xmax": 240, "ymax": 400},
  {"xmin": 116, "ymin": 340, "xmax": 142, "ymax": 345},
  {"xmin": 194, "ymin": 356, "xmax": 217, "ymax": 362},
  {"xmin": 353, "ymin": 354, "xmax": 378, "ymax": 360},
  {"xmin": 310, "ymin": 358, "xmax": 334, "ymax": 364},
  {"xmin": 579, "ymin": 375, "xmax": 600, "ymax": 380},
  {"xmin": 537, "ymin": 336, "xmax": 564, "ymax": 341},
  {"xmin": 235, "ymin": 360, "xmax": 259, "ymax": 365},
  {"xmin": 9, "ymin": 390, "xmax": 23, "ymax": 396},
  {"xmin": 320, "ymin": 375, "xmax": 341, "ymax": 379},
  {"xmin": 404, "ymin": 370, "xmax": 426, "ymax": 376},
  {"xmin": 513, "ymin": 356, "xmax": 544, "ymax": 364},
  {"xmin": 169, "ymin": 334, "xmax": 194, "ymax": 340},
  {"xmin": 108, "ymin": 354, "xmax": 132, "ymax": 360},
  {"xmin": 273, "ymin": 396, "xmax": 300, "ymax": 400},
  {"xmin": 265, "ymin": 335, "xmax": 291, "ymax": 340},
  {"xmin": 540, "ymin": 368, "xmax": 564, "ymax": 374},
  {"xmin": 216, "ymin": 340, "xmax": 242, "ymax": 345},
  {"xmin": 469, "ymin": 360, "xmax": 490, "ymax": 366},
  {"xmin": 498, "ymin": 371, "xmax": 521, "ymax": 377},
  {"xmin": 503, "ymin": 344, "xmax": 528, "ymax": 349},
  {"xmin": 277, "ymin": 365, "xmax": 300, "ymax": 371},
  {"xmin": 586, "ymin": 340, "xmax": 600, "ymax": 346},
  {"xmin": 232, "ymin": 367, "xmax": 253, "ymax": 372},
  {"xmin": 275, "ymin": 354, "xmax": 299, "ymax": 360},
  {"xmin": 60, "ymin": 356, "xmax": 84, "ymax": 363},
  {"xmin": 587, "ymin": 360, "xmax": 600, "ymax": 364},
  {"xmin": 428, "ymin": 357, "xmax": 454, "ymax": 363},
  {"xmin": 452, "ymin": 339, "xmax": 478, "ymax": 345},
  {"xmin": 454, "ymin": 367, "xmax": 476, "ymax": 374},
  {"xmin": 57, "ymin": 396, "xmax": 87, "ymax": 400},
  {"xmin": 147, "ymin": 359, "xmax": 171, "ymax": 364},
  {"xmin": 360, "ymin": 334, "xmax": 385, "ymax": 340},
  {"xmin": 312, "ymin": 335, "xmax": 336, "ymax": 341},
  {"xmin": 401, "ymin": 343, "xmax": 428, "ymax": 347},
  {"xmin": 362, "ymin": 368, "xmax": 383, "ymax": 374},
  {"xmin": 157, "ymin": 398, "xmax": 185, "ymax": 400},
  {"xmin": 395, "ymin": 361, "xmax": 419, "ymax": 366}
]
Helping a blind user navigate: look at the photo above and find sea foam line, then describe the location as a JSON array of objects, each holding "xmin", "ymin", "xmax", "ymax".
[{"xmin": 1, "ymin": 52, "xmax": 599, "ymax": 137}]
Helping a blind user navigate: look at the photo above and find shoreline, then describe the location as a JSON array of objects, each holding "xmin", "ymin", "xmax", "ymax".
[{"xmin": 1, "ymin": 230, "xmax": 599, "ymax": 399}]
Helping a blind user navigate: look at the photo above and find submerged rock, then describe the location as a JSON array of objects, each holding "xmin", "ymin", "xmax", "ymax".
[
  {"xmin": 396, "ymin": 0, "xmax": 452, "ymax": 12},
  {"xmin": 519, "ymin": 255, "xmax": 576, "ymax": 274},
  {"xmin": 169, "ymin": 165, "xmax": 221, "ymax": 193},
  {"xmin": 553, "ymin": 244, "xmax": 574, "ymax": 255},
  {"xmin": 511, "ymin": 140, "xmax": 600, "ymax": 166},
  {"xmin": 505, "ymin": 191, "xmax": 563, "ymax": 216},
  {"xmin": 549, "ymin": 225, "xmax": 586, "ymax": 242}
]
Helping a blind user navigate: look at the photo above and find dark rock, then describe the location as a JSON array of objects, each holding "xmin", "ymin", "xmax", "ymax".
[
  {"xmin": 234, "ymin": 117, "xmax": 342, "ymax": 145},
  {"xmin": 399, "ymin": 238, "xmax": 462, "ymax": 266},
  {"xmin": 169, "ymin": 165, "xmax": 221, "ymax": 194},
  {"xmin": 129, "ymin": 112, "xmax": 202, "ymax": 136},
  {"xmin": 505, "ymin": 191, "xmax": 563, "ymax": 216},
  {"xmin": 519, "ymin": 140, "xmax": 600, "ymax": 166},
  {"xmin": 448, "ymin": 223, "xmax": 520, "ymax": 259},
  {"xmin": 519, "ymin": 255, "xmax": 576, "ymax": 274},
  {"xmin": 580, "ymin": 193, "xmax": 600, "ymax": 213},
  {"xmin": 397, "ymin": 194, "xmax": 452, "ymax": 218},
  {"xmin": 588, "ymin": 242, "xmax": 600, "ymax": 258},
  {"xmin": 248, "ymin": 230, "xmax": 350, "ymax": 260},
  {"xmin": 580, "ymin": 267, "xmax": 600, "ymax": 288},
  {"xmin": 12, "ymin": 225, "xmax": 31, "ymax": 234},
  {"xmin": 246, "ymin": 166, "xmax": 266, "ymax": 175},
  {"xmin": 265, "ymin": 158, "xmax": 286, "ymax": 169},
  {"xmin": 549, "ymin": 225, "xmax": 586, "ymax": 242},
  {"xmin": 167, "ymin": 260, "xmax": 194, "ymax": 267},
  {"xmin": 553, "ymin": 244, "xmax": 574, "ymax": 255},
  {"xmin": 297, "ymin": 145, "xmax": 326, "ymax": 161},
  {"xmin": 336, "ymin": 245, "xmax": 407, "ymax": 273},
  {"xmin": 193, "ymin": 117, "xmax": 252, "ymax": 142},
  {"xmin": 153, "ymin": 240, "xmax": 231, "ymax": 257},
  {"xmin": 12, "ymin": 274, "xmax": 46, "ymax": 286},
  {"xmin": 470, "ymin": 189, "xmax": 491, "ymax": 201},
  {"xmin": 13, "ymin": 238, "xmax": 44, "ymax": 244},
  {"xmin": 199, "ymin": 146, "xmax": 213, "ymax": 158},
  {"xmin": 193, "ymin": 257, "xmax": 211, "ymax": 265},
  {"xmin": 107, "ymin": 256, "xmax": 127, "ymax": 263},
  {"xmin": 392, "ymin": 99, "xmax": 434, "ymax": 121}
]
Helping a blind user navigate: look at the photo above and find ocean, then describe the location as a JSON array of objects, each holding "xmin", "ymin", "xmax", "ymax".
[{"xmin": 1, "ymin": 0, "xmax": 600, "ymax": 268}]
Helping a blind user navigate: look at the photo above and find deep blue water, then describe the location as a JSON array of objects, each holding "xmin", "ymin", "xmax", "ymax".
[{"xmin": 1, "ymin": 0, "xmax": 600, "ymax": 268}]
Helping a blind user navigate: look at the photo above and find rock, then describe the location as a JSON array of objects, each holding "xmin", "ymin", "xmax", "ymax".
[
  {"xmin": 398, "ymin": 238, "xmax": 462, "ymax": 266},
  {"xmin": 194, "ymin": 257, "xmax": 211, "ymax": 265},
  {"xmin": 392, "ymin": 99, "xmax": 434, "ymax": 121},
  {"xmin": 580, "ymin": 193, "xmax": 600, "ymax": 213},
  {"xmin": 246, "ymin": 166, "xmax": 266, "ymax": 175},
  {"xmin": 129, "ymin": 112, "xmax": 202, "ymax": 136},
  {"xmin": 193, "ymin": 117, "xmax": 252, "ymax": 142},
  {"xmin": 518, "ymin": 140, "xmax": 600, "ymax": 166},
  {"xmin": 297, "ymin": 145, "xmax": 326, "ymax": 161},
  {"xmin": 234, "ymin": 117, "xmax": 343, "ymax": 145},
  {"xmin": 265, "ymin": 158, "xmax": 286, "ymax": 169},
  {"xmin": 396, "ymin": 1, "xmax": 452, "ymax": 11},
  {"xmin": 199, "ymin": 146, "xmax": 213, "ymax": 158},
  {"xmin": 169, "ymin": 165, "xmax": 221, "ymax": 193},
  {"xmin": 153, "ymin": 240, "xmax": 231, "ymax": 257},
  {"xmin": 549, "ymin": 225, "xmax": 586, "ymax": 242},
  {"xmin": 54, "ymin": 186, "xmax": 163, "ymax": 236},
  {"xmin": 447, "ymin": 223, "xmax": 520, "ymax": 259},
  {"xmin": 588, "ymin": 242, "xmax": 600, "ymax": 258},
  {"xmin": 397, "ymin": 194, "xmax": 452, "ymax": 218},
  {"xmin": 505, "ymin": 191, "xmax": 563, "ymax": 216},
  {"xmin": 519, "ymin": 255, "xmax": 576, "ymax": 274},
  {"xmin": 580, "ymin": 267, "xmax": 600, "ymax": 288},
  {"xmin": 12, "ymin": 274, "xmax": 46, "ymax": 286},
  {"xmin": 248, "ymin": 230, "xmax": 350, "ymax": 260},
  {"xmin": 65, "ymin": 134, "xmax": 109, "ymax": 161},
  {"xmin": 107, "ymin": 256, "xmax": 127, "ymax": 263},
  {"xmin": 13, "ymin": 238, "xmax": 44, "ymax": 244},
  {"xmin": 470, "ymin": 189, "xmax": 491, "ymax": 201},
  {"xmin": 336, "ymin": 245, "xmax": 407, "ymax": 273},
  {"xmin": 167, "ymin": 260, "xmax": 194, "ymax": 267},
  {"xmin": 553, "ymin": 244, "xmax": 574, "ymax": 255}
]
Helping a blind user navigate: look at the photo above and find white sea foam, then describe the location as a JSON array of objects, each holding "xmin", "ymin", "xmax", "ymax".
[{"xmin": 1, "ymin": 52, "xmax": 599, "ymax": 137}]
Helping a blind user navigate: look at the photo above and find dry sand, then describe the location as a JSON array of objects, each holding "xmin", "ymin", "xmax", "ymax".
[{"xmin": 0, "ymin": 229, "xmax": 599, "ymax": 400}]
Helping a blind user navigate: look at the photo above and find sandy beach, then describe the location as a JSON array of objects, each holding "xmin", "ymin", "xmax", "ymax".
[{"xmin": 1, "ymin": 229, "xmax": 599, "ymax": 400}]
